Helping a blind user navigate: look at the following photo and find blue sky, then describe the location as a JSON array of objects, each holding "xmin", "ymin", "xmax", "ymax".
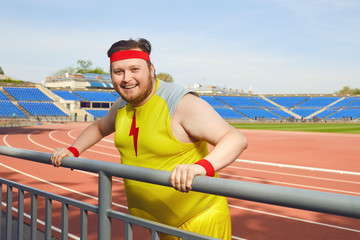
[{"xmin": 1, "ymin": 0, "xmax": 359, "ymax": 94}]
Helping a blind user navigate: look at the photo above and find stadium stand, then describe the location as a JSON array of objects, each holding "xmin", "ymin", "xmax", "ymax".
[
  {"xmin": 296, "ymin": 97, "xmax": 341, "ymax": 108},
  {"xmin": 18, "ymin": 102, "xmax": 68, "ymax": 116},
  {"xmin": 0, "ymin": 101, "xmax": 27, "ymax": 118},
  {"xmin": 85, "ymin": 109, "xmax": 109, "ymax": 119},
  {"xmin": 215, "ymin": 96, "xmax": 261, "ymax": 108},
  {"xmin": 268, "ymin": 96, "xmax": 310, "ymax": 109},
  {"xmin": 291, "ymin": 97, "xmax": 343, "ymax": 118},
  {"xmin": 201, "ymin": 96, "xmax": 227, "ymax": 107},
  {"xmin": 72, "ymin": 91, "xmax": 119, "ymax": 102},
  {"xmin": 346, "ymin": 98, "xmax": 360, "ymax": 107},
  {"xmin": 51, "ymin": 90, "xmax": 85, "ymax": 101},
  {"xmin": 330, "ymin": 109, "xmax": 360, "ymax": 119},
  {"xmin": 1, "ymin": 77, "xmax": 359, "ymax": 123},
  {"xmin": 213, "ymin": 108, "xmax": 246, "ymax": 119},
  {"xmin": 4, "ymin": 87, "xmax": 53, "ymax": 102},
  {"xmin": 89, "ymin": 82, "xmax": 105, "ymax": 88},
  {"xmin": 234, "ymin": 108, "xmax": 280, "ymax": 119},
  {"xmin": 0, "ymin": 91, "xmax": 11, "ymax": 101}
]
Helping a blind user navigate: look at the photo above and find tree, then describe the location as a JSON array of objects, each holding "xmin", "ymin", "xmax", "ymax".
[
  {"xmin": 76, "ymin": 60, "xmax": 93, "ymax": 74},
  {"xmin": 0, "ymin": 66, "xmax": 4, "ymax": 75},
  {"xmin": 336, "ymin": 86, "xmax": 360, "ymax": 95},
  {"xmin": 88, "ymin": 67, "xmax": 108, "ymax": 74},
  {"xmin": 53, "ymin": 59, "xmax": 109, "ymax": 77},
  {"xmin": 156, "ymin": 72, "xmax": 174, "ymax": 83}
]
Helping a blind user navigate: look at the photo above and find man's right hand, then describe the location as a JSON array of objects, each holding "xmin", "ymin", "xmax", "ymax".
[{"xmin": 50, "ymin": 147, "xmax": 75, "ymax": 167}]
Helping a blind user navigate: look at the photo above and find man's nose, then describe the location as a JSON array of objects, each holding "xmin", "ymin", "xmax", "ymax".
[{"xmin": 123, "ymin": 70, "xmax": 133, "ymax": 82}]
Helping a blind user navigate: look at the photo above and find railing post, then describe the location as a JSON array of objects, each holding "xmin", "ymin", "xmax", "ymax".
[
  {"xmin": 98, "ymin": 171, "xmax": 112, "ymax": 240},
  {"xmin": 18, "ymin": 189, "xmax": 24, "ymax": 240},
  {"xmin": 0, "ymin": 183, "xmax": 2, "ymax": 238},
  {"xmin": 6, "ymin": 185, "xmax": 12, "ymax": 240}
]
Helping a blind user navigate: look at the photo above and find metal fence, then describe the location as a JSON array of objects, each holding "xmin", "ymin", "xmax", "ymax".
[{"xmin": 1, "ymin": 145, "xmax": 360, "ymax": 240}]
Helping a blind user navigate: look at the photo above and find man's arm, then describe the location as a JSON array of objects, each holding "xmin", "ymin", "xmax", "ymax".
[
  {"xmin": 51, "ymin": 98, "xmax": 122, "ymax": 167},
  {"xmin": 170, "ymin": 93, "xmax": 248, "ymax": 192}
]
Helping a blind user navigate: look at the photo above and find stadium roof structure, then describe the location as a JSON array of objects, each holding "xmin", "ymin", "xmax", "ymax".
[{"xmin": 44, "ymin": 73, "xmax": 113, "ymax": 90}]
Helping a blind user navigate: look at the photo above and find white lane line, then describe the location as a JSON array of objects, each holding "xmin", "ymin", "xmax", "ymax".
[
  {"xmin": 30, "ymin": 130, "xmax": 123, "ymax": 183},
  {"xmin": 2, "ymin": 129, "xmax": 26, "ymax": 148},
  {"xmin": 228, "ymin": 166, "xmax": 360, "ymax": 185},
  {"xmin": 229, "ymin": 204, "xmax": 360, "ymax": 233},
  {"xmin": 67, "ymin": 129, "xmax": 115, "ymax": 149},
  {"xmin": 236, "ymin": 159, "xmax": 360, "ymax": 176},
  {"xmin": 0, "ymin": 162, "xmax": 127, "ymax": 210},
  {"xmin": 220, "ymin": 173, "xmax": 360, "ymax": 196},
  {"xmin": 102, "ymin": 138, "xmax": 114, "ymax": 143},
  {"xmin": 27, "ymin": 130, "xmax": 53, "ymax": 151},
  {"xmin": 1, "ymin": 202, "xmax": 79, "ymax": 240},
  {"xmin": 2, "ymin": 130, "xmax": 125, "ymax": 201},
  {"xmin": 231, "ymin": 236, "xmax": 247, "ymax": 240},
  {"xmin": 49, "ymin": 130, "xmax": 119, "ymax": 157}
]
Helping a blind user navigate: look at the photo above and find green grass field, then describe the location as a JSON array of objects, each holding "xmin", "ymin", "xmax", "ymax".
[{"xmin": 230, "ymin": 123, "xmax": 360, "ymax": 134}]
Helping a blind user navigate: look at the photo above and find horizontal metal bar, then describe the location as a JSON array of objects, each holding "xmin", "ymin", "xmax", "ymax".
[{"xmin": 1, "ymin": 145, "xmax": 360, "ymax": 219}]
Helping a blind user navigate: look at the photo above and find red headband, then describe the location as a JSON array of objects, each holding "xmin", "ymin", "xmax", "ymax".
[{"xmin": 110, "ymin": 50, "xmax": 151, "ymax": 63}]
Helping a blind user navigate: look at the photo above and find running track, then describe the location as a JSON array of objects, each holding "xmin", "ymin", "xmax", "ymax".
[{"xmin": 1, "ymin": 122, "xmax": 360, "ymax": 240}]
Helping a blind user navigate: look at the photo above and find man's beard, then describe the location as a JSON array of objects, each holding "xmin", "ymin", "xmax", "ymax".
[{"xmin": 119, "ymin": 75, "xmax": 154, "ymax": 106}]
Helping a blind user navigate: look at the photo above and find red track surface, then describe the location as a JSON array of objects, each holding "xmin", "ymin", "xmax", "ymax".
[{"xmin": 1, "ymin": 122, "xmax": 360, "ymax": 240}]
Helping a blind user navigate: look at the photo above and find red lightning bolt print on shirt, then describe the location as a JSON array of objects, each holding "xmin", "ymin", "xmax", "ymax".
[{"xmin": 129, "ymin": 110, "xmax": 139, "ymax": 157}]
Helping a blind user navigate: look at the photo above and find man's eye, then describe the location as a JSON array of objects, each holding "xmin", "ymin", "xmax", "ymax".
[{"xmin": 132, "ymin": 68, "xmax": 140, "ymax": 71}]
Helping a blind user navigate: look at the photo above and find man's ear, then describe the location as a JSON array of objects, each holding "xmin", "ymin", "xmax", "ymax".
[{"xmin": 151, "ymin": 63, "xmax": 156, "ymax": 78}]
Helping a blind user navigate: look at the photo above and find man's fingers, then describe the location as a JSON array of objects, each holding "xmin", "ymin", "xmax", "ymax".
[
  {"xmin": 50, "ymin": 147, "xmax": 70, "ymax": 167},
  {"xmin": 171, "ymin": 165, "xmax": 198, "ymax": 193}
]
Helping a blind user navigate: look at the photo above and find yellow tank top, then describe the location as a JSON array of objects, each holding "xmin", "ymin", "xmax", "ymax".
[{"xmin": 114, "ymin": 79, "xmax": 217, "ymax": 227}]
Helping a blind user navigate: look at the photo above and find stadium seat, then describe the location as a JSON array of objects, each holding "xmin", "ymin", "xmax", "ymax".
[
  {"xmin": 73, "ymin": 91, "xmax": 119, "ymax": 102},
  {"xmin": 52, "ymin": 90, "xmax": 84, "ymax": 101},
  {"xmin": 18, "ymin": 102, "xmax": 67, "ymax": 116},
  {"xmin": 0, "ymin": 101, "xmax": 27, "ymax": 118},
  {"xmin": 4, "ymin": 87, "xmax": 53, "ymax": 102}
]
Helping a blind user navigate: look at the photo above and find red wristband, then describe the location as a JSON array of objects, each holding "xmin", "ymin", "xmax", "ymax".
[
  {"xmin": 67, "ymin": 147, "xmax": 79, "ymax": 157},
  {"xmin": 195, "ymin": 159, "xmax": 215, "ymax": 177}
]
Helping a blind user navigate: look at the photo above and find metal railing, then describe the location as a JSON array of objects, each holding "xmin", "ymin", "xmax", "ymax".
[{"xmin": 1, "ymin": 145, "xmax": 360, "ymax": 240}]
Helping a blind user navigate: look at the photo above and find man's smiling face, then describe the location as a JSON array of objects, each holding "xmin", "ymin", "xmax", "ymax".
[{"xmin": 111, "ymin": 54, "xmax": 156, "ymax": 107}]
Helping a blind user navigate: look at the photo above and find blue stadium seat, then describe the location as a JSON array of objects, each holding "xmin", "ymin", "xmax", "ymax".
[
  {"xmin": 292, "ymin": 108, "xmax": 321, "ymax": 118},
  {"xmin": 0, "ymin": 91, "xmax": 11, "ymax": 101},
  {"xmin": 346, "ymin": 98, "xmax": 360, "ymax": 107},
  {"xmin": 89, "ymin": 82, "xmax": 105, "ymax": 88},
  {"xmin": 52, "ymin": 90, "xmax": 84, "ymax": 101},
  {"xmin": 296, "ymin": 97, "xmax": 341, "ymax": 108},
  {"xmin": 216, "ymin": 96, "xmax": 261, "ymax": 107},
  {"xmin": 330, "ymin": 97, "xmax": 358, "ymax": 108},
  {"xmin": 0, "ymin": 101, "xmax": 27, "ymax": 118},
  {"xmin": 330, "ymin": 109, "xmax": 360, "ymax": 119},
  {"xmin": 251, "ymin": 97, "xmax": 278, "ymax": 108},
  {"xmin": 73, "ymin": 91, "xmax": 118, "ymax": 102},
  {"xmin": 85, "ymin": 109, "xmax": 109, "ymax": 118},
  {"xmin": 316, "ymin": 109, "xmax": 341, "ymax": 118},
  {"xmin": 213, "ymin": 108, "xmax": 246, "ymax": 119},
  {"xmin": 4, "ymin": 87, "xmax": 53, "ymax": 102},
  {"xmin": 18, "ymin": 102, "xmax": 67, "ymax": 116},
  {"xmin": 269, "ymin": 96, "xmax": 310, "ymax": 109},
  {"xmin": 201, "ymin": 96, "xmax": 227, "ymax": 107},
  {"xmin": 235, "ymin": 108, "xmax": 281, "ymax": 119}
]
